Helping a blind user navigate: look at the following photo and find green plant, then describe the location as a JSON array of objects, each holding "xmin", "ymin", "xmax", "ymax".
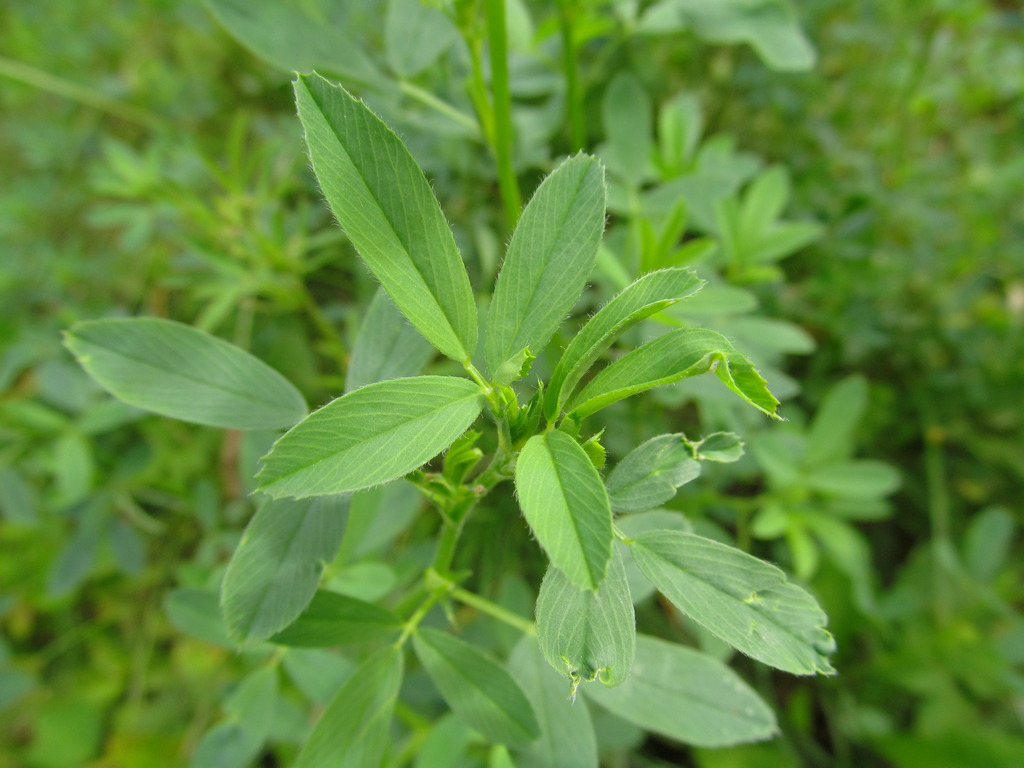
[{"xmin": 65, "ymin": 72, "xmax": 834, "ymax": 766}]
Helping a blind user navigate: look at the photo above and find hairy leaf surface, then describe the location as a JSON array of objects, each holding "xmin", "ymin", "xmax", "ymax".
[
  {"xmin": 546, "ymin": 268, "xmax": 704, "ymax": 419},
  {"xmin": 630, "ymin": 531, "xmax": 836, "ymax": 674},
  {"xmin": 64, "ymin": 318, "xmax": 307, "ymax": 430},
  {"xmin": 605, "ymin": 434, "xmax": 701, "ymax": 513},
  {"xmin": 485, "ymin": 155, "xmax": 606, "ymax": 376},
  {"xmin": 567, "ymin": 327, "xmax": 779, "ymax": 419},
  {"xmin": 257, "ymin": 376, "xmax": 482, "ymax": 499},
  {"xmin": 515, "ymin": 430, "xmax": 613, "ymax": 590},
  {"xmin": 295, "ymin": 73, "xmax": 477, "ymax": 361}
]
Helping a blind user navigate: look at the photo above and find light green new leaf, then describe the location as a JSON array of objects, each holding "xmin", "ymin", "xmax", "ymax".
[
  {"xmin": 295, "ymin": 73, "xmax": 477, "ymax": 361},
  {"xmin": 64, "ymin": 318, "xmax": 307, "ymax": 430},
  {"xmin": 221, "ymin": 495, "xmax": 348, "ymax": 642},
  {"xmin": 485, "ymin": 154, "xmax": 606, "ymax": 376},
  {"xmin": 508, "ymin": 635, "xmax": 598, "ymax": 768},
  {"xmin": 567, "ymin": 327, "xmax": 779, "ymax": 419},
  {"xmin": 536, "ymin": 548, "xmax": 635, "ymax": 688},
  {"xmin": 605, "ymin": 434, "xmax": 701, "ymax": 514},
  {"xmin": 294, "ymin": 645, "xmax": 403, "ymax": 768},
  {"xmin": 413, "ymin": 628, "xmax": 539, "ymax": 746},
  {"xmin": 515, "ymin": 430, "xmax": 613, "ymax": 591},
  {"xmin": 583, "ymin": 635, "xmax": 777, "ymax": 747},
  {"xmin": 545, "ymin": 268, "xmax": 705, "ymax": 419},
  {"xmin": 205, "ymin": 0, "xmax": 380, "ymax": 84},
  {"xmin": 630, "ymin": 531, "xmax": 836, "ymax": 675},
  {"xmin": 269, "ymin": 590, "xmax": 400, "ymax": 647},
  {"xmin": 257, "ymin": 376, "xmax": 483, "ymax": 499},
  {"xmin": 346, "ymin": 288, "xmax": 433, "ymax": 393}
]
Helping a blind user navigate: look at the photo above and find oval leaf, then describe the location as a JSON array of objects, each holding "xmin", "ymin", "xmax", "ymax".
[
  {"xmin": 545, "ymin": 268, "xmax": 705, "ymax": 419},
  {"xmin": 64, "ymin": 318, "xmax": 307, "ymax": 430},
  {"xmin": 605, "ymin": 434, "xmax": 701, "ymax": 514},
  {"xmin": 536, "ymin": 547, "xmax": 635, "ymax": 689},
  {"xmin": 485, "ymin": 154, "xmax": 606, "ymax": 376},
  {"xmin": 515, "ymin": 430, "xmax": 613, "ymax": 591},
  {"xmin": 567, "ymin": 327, "xmax": 779, "ymax": 419},
  {"xmin": 294, "ymin": 645, "xmax": 403, "ymax": 768},
  {"xmin": 346, "ymin": 288, "xmax": 433, "ymax": 393},
  {"xmin": 295, "ymin": 73, "xmax": 477, "ymax": 361},
  {"xmin": 630, "ymin": 531, "xmax": 836, "ymax": 675},
  {"xmin": 582, "ymin": 634, "xmax": 777, "ymax": 747},
  {"xmin": 269, "ymin": 590, "xmax": 400, "ymax": 647},
  {"xmin": 414, "ymin": 628, "xmax": 539, "ymax": 746},
  {"xmin": 257, "ymin": 376, "xmax": 483, "ymax": 499},
  {"xmin": 221, "ymin": 495, "xmax": 348, "ymax": 642}
]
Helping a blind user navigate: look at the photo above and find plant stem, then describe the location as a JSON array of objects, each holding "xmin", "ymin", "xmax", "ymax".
[
  {"xmin": 397, "ymin": 80, "xmax": 481, "ymax": 138},
  {"xmin": 484, "ymin": 0, "xmax": 522, "ymax": 231},
  {"xmin": 450, "ymin": 585, "xmax": 535, "ymax": 634},
  {"xmin": 556, "ymin": 0, "xmax": 585, "ymax": 151}
]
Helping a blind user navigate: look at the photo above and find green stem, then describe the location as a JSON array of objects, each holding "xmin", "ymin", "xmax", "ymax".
[
  {"xmin": 450, "ymin": 586, "xmax": 535, "ymax": 635},
  {"xmin": 484, "ymin": 0, "xmax": 522, "ymax": 231},
  {"xmin": 398, "ymin": 80, "xmax": 481, "ymax": 138},
  {"xmin": 0, "ymin": 56, "xmax": 163, "ymax": 127},
  {"xmin": 556, "ymin": 0, "xmax": 585, "ymax": 151}
]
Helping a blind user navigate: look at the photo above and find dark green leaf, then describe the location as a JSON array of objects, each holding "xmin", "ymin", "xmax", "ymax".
[
  {"xmin": 269, "ymin": 591, "xmax": 400, "ymax": 647},
  {"xmin": 606, "ymin": 434, "xmax": 701, "ymax": 514}
]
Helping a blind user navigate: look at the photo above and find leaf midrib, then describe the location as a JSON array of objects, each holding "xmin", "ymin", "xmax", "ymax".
[{"xmin": 548, "ymin": 433, "xmax": 602, "ymax": 588}]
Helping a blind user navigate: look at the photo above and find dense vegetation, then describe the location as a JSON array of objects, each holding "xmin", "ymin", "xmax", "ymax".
[{"xmin": 1, "ymin": 1, "xmax": 1021, "ymax": 767}]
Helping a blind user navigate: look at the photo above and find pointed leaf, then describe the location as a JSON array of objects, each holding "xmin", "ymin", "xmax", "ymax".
[
  {"xmin": 567, "ymin": 327, "xmax": 779, "ymax": 419},
  {"xmin": 485, "ymin": 154, "xmax": 606, "ymax": 376},
  {"xmin": 508, "ymin": 635, "xmax": 599, "ymax": 768},
  {"xmin": 605, "ymin": 434, "xmax": 701, "ymax": 514},
  {"xmin": 630, "ymin": 531, "xmax": 836, "ymax": 675},
  {"xmin": 804, "ymin": 375, "xmax": 868, "ymax": 467},
  {"xmin": 346, "ymin": 288, "xmax": 433, "ymax": 393},
  {"xmin": 582, "ymin": 635, "xmax": 777, "ymax": 747},
  {"xmin": 515, "ymin": 430, "xmax": 613, "ymax": 590},
  {"xmin": 295, "ymin": 73, "xmax": 477, "ymax": 361},
  {"xmin": 413, "ymin": 628, "xmax": 539, "ymax": 745},
  {"xmin": 64, "ymin": 318, "xmax": 307, "ymax": 430},
  {"xmin": 257, "ymin": 376, "xmax": 483, "ymax": 499},
  {"xmin": 294, "ymin": 645, "xmax": 403, "ymax": 768},
  {"xmin": 602, "ymin": 73, "xmax": 652, "ymax": 186},
  {"xmin": 269, "ymin": 590, "xmax": 401, "ymax": 647},
  {"xmin": 546, "ymin": 268, "xmax": 705, "ymax": 419},
  {"xmin": 536, "ymin": 548, "xmax": 635, "ymax": 688},
  {"xmin": 221, "ymin": 495, "xmax": 348, "ymax": 642}
]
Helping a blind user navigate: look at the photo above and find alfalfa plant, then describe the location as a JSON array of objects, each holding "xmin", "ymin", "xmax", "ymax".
[{"xmin": 66, "ymin": 72, "xmax": 835, "ymax": 766}]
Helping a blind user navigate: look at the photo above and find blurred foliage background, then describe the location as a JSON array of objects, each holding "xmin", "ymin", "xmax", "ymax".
[{"xmin": 1, "ymin": 0, "xmax": 1021, "ymax": 766}]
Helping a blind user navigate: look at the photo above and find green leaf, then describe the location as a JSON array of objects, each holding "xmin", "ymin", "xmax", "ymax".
[
  {"xmin": 602, "ymin": 73, "xmax": 652, "ymax": 186},
  {"xmin": 64, "ymin": 318, "xmax": 307, "ymax": 430},
  {"xmin": 205, "ymin": 0, "xmax": 380, "ymax": 84},
  {"xmin": 804, "ymin": 375, "xmax": 868, "ymax": 467},
  {"xmin": 346, "ymin": 288, "xmax": 434, "ymax": 394},
  {"xmin": 582, "ymin": 635, "xmax": 777, "ymax": 747},
  {"xmin": 508, "ymin": 635, "xmax": 599, "ymax": 768},
  {"xmin": 485, "ymin": 154, "xmax": 606, "ymax": 376},
  {"xmin": 269, "ymin": 591, "xmax": 400, "ymax": 647},
  {"xmin": 192, "ymin": 722, "xmax": 262, "ymax": 768},
  {"xmin": 630, "ymin": 531, "xmax": 836, "ymax": 675},
  {"xmin": 224, "ymin": 665, "xmax": 278, "ymax": 742},
  {"xmin": 690, "ymin": 431, "xmax": 745, "ymax": 463},
  {"xmin": 964, "ymin": 506, "xmax": 1015, "ymax": 583},
  {"xmin": 616, "ymin": 511, "xmax": 693, "ymax": 604},
  {"xmin": 536, "ymin": 548, "xmax": 635, "ymax": 689},
  {"xmin": 804, "ymin": 460, "xmax": 900, "ymax": 499},
  {"xmin": 545, "ymin": 268, "xmax": 705, "ymax": 419},
  {"xmin": 515, "ymin": 430, "xmax": 613, "ymax": 591},
  {"xmin": 294, "ymin": 645, "xmax": 403, "ymax": 768},
  {"xmin": 567, "ymin": 327, "xmax": 779, "ymax": 419},
  {"xmin": 295, "ymin": 73, "xmax": 477, "ymax": 361},
  {"xmin": 257, "ymin": 376, "xmax": 483, "ymax": 499},
  {"xmin": 605, "ymin": 434, "xmax": 701, "ymax": 514},
  {"xmin": 384, "ymin": 0, "xmax": 460, "ymax": 78},
  {"xmin": 413, "ymin": 627, "xmax": 539, "ymax": 746},
  {"xmin": 221, "ymin": 495, "xmax": 348, "ymax": 642},
  {"xmin": 164, "ymin": 588, "xmax": 232, "ymax": 648}
]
